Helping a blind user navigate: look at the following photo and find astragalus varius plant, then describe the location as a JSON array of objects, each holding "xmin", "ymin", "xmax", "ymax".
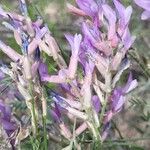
[{"xmin": 0, "ymin": 0, "xmax": 139, "ymax": 149}]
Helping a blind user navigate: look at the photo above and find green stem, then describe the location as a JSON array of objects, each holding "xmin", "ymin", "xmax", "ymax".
[
  {"xmin": 42, "ymin": 88, "xmax": 48, "ymax": 150},
  {"xmin": 99, "ymin": 72, "xmax": 111, "ymax": 146},
  {"xmin": 29, "ymin": 81, "xmax": 38, "ymax": 136},
  {"xmin": 42, "ymin": 116, "xmax": 48, "ymax": 150}
]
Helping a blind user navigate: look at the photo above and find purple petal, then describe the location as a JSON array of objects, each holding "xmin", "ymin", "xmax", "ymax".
[
  {"xmin": 122, "ymin": 28, "xmax": 135, "ymax": 50},
  {"xmin": 76, "ymin": 0, "xmax": 98, "ymax": 17},
  {"xmin": 85, "ymin": 60, "xmax": 95, "ymax": 75},
  {"xmin": 113, "ymin": 0, "xmax": 132, "ymax": 30},
  {"xmin": 102, "ymin": 4, "xmax": 116, "ymax": 39},
  {"xmin": 82, "ymin": 22, "xmax": 100, "ymax": 44},
  {"xmin": 1, "ymin": 119, "xmax": 16, "ymax": 131},
  {"xmin": 134, "ymin": 0, "xmax": 150, "ymax": 11},
  {"xmin": 33, "ymin": 24, "xmax": 48, "ymax": 39},
  {"xmin": 141, "ymin": 10, "xmax": 150, "ymax": 20},
  {"xmin": 0, "ymin": 70, "xmax": 5, "ymax": 80},
  {"xmin": 123, "ymin": 73, "xmax": 138, "ymax": 94},
  {"xmin": 92, "ymin": 96, "xmax": 101, "ymax": 113},
  {"xmin": 73, "ymin": 34, "xmax": 82, "ymax": 55},
  {"xmin": 65, "ymin": 33, "xmax": 74, "ymax": 50},
  {"xmin": 65, "ymin": 33, "xmax": 82, "ymax": 55},
  {"xmin": 111, "ymin": 88, "xmax": 125, "ymax": 112},
  {"xmin": 38, "ymin": 62, "xmax": 49, "ymax": 80}
]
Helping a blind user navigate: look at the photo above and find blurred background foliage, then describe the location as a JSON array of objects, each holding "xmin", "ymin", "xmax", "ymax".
[{"xmin": 0, "ymin": 0, "xmax": 150, "ymax": 149}]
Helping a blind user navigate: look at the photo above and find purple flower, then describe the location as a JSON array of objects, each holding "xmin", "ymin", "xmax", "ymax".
[
  {"xmin": 134, "ymin": 0, "xmax": 150, "ymax": 20},
  {"xmin": 76, "ymin": 0, "xmax": 100, "ymax": 25},
  {"xmin": 113, "ymin": 0, "xmax": 132, "ymax": 36},
  {"xmin": 82, "ymin": 22, "xmax": 101, "ymax": 45},
  {"xmin": 50, "ymin": 102, "xmax": 62, "ymax": 123},
  {"xmin": 92, "ymin": 95, "xmax": 101, "ymax": 113},
  {"xmin": 122, "ymin": 27, "xmax": 136, "ymax": 51},
  {"xmin": 111, "ymin": 73, "xmax": 138, "ymax": 113},
  {"xmin": 65, "ymin": 33, "xmax": 82, "ymax": 79},
  {"xmin": 38, "ymin": 61, "xmax": 49, "ymax": 81},
  {"xmin": 102, "ymin": 4, "xmax": 117, "ymax": 40},
  {"xmin": 0, "ymin": 101, "xmax": 17, "ymax": 148}
]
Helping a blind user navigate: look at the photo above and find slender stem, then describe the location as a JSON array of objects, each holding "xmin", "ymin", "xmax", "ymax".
[
  {"xmin": 29, "ymin": 81, "xmax": 38, "ymax": 136},
  {"xmin": 41, "ymin": 88, "xmax": 48, "ymax": 150},
  {"xmin": 99, "ymin": 72, "xmax": 111, "ymax": 146},
  {"xmin": 112, "ymin": 121, "xmax": 124, "ymax": 139},
  {"xmin": 42, "ymin": 116, "xmax": 48, "ymax": 150}
]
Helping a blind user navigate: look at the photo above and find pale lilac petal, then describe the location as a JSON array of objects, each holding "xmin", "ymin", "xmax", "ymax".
[
  {"xmin": 38, "ymin": 62, "xmax": 49, "ymax": 80},
  {"xmin": 82, "ymin": 22, "xmax": 100, "ymax": 44},
  {"xmin": 76, "ymin": 0, "xmax": 98, "ymax": 17},
  {"xmin": 134, "ymin": 0, "xmax": 150, "ymax": 11},
  {"xmin": 102, "ymin": 4, "xmax": 116, "ymax": 39},
  {"xmin": 67, "ymin": 3, "xmax": 86, "ymax": 16},
  {"xmin": 123, "ymin": 73, "xmax": 138, "ymax": 94},
  {"xmin": 111, "ymin": 88, "xmax": 125, "ymax": 112},
  {"xmin": 125, "ymin": 79, "xmax": 138, "ymax": 93},
  {"xmin": 92, "ymin": 96, "xmax": 101, "ymax": 113},
  {"xmin": 1, "ymin": 119, "xmax": 16, "ymax": 131},
  {"xmin": 85, "ymin": 60, "xmax": 95, "ymax": 75},
  {"xmin": 0, "ymin": 70, "xmax": 5, "ymax": 80},
  {"xmin": 141, "ymin": 10, "xmax": 150, "ymax": 20},
  {"xmin": 125, "ymin": 6, "xmax": 132, "ymax": 25},
  {"xmin": 122, "ymin": 28, "xmax": 136, "ymax": 50},
  {"xmin": 113, "ymin": 0, "xmax": 125, "ymax": 18},
  {"xmin": 0, "ymin": 40, "xmax": 21, "ymax": 62},
  {"xmin": 65, "ymin": 33, "xmax": 74, "ymax": 50},
  {"xmin": 73, "ymin": 34, "xmax": 82, "ymax": 55}
]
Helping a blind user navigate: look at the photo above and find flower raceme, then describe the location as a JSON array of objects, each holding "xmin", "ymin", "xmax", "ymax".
[{"xmin": 0, "ymin": 0, "xmax": 138, "ymax": 147}]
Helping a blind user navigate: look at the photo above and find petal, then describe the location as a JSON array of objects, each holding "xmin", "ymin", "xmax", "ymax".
[
  {"xmin": 38, "ymin": 62, "xmax": 49, "ymax": 79},
  {"xmin": 102, "ymin": 4, "xmax": 116, "ymax": 25},
  {"xmin": 125, "ymin": 6, "xmax": 132, "ymax": 25},
  {"xmin": 2, "ymin": 119, "xmax": 16, "ymax": 131},
  {"xmin": 123, "ymin": 73, "xmax": 138, "ymax": 94},
  {"xmin": 92, "ymin": 95, "xmax": 101, "ymax": 113},
  {"xmin": 76, "ymin": 0, "xmax": 98, "ymax": 17},
  {"xmin": 102, "ymin": 4, "xmax": 116, "ymax": 39},
  {"xmin": 112, "ymin": 58, "xmax": 130, "ymax": 87},
  {"xmin": 73, "ymin": 34, "xmax": 82, "ymax": 55},
  {"xmin": 82, "ymin": 22, "xmax": 100, "ymax": 44},
  {"xmin": 67, "ymin": 3, "xmax": 86, "ymax": 16},
  {"xmin": 65, "ymin": 33, "xmax": 74, "ymax": 50},
  {"xmin": 141, "ymin": 10, "xmax": 150, "ymax": 20},
  {"xmin": 134, "ymin": 0, "xmax": 150, "ymax": 11},
  {"xmin": 122, "ymin": 28, "xmax": 136, "ymax": 50}
]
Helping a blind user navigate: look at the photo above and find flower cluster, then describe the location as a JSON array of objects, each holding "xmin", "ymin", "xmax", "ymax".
[{"xmin": 0, "ymin": 0, "xmax": 138, "ymax": 148}]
